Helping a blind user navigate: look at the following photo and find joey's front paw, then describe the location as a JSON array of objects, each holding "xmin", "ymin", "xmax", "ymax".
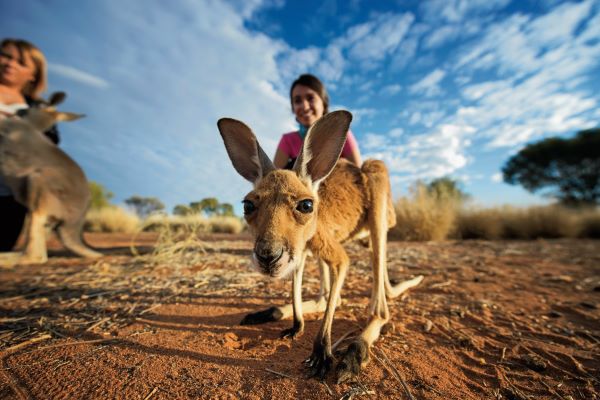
[
  {"xmin": 305, "ymin": 343, "xmax": 334, "ymax": 380},
  {"xmin": 280, "ymin": 323, "xmax": 304, "ymax": 339},
  {"xmin": 336, "ymin": 340, "xmax": 369, "ymax": 384},
  {"xmin": 240, "ymin": 307, "xmax": 283, "ymax": 325}
]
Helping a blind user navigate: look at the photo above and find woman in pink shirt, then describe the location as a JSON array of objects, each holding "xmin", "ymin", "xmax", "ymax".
[{"xmin": 273, "ymin": 74, "xmax": 362, "ymax": 170}]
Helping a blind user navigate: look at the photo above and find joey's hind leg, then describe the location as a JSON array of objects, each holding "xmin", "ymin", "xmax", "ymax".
[{"xmin": 337, "ymin": 167, "xmax": 394, "ymax": 383}]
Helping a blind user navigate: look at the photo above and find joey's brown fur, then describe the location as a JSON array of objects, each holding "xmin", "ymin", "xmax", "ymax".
[
  {"xmin": 0, "ymin": 93, "xmax": 101, "ymax": 265},
  {"xmin": 218, "ymin": 110, "xmax": 423, "ymax": 382}
]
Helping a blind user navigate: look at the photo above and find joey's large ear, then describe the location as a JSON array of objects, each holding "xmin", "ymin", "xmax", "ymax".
[
  {"xmin": 294, "ymin": 110, "xmax": 352, "ymax": 187},
  {"xmin": 217, "ymin": 118, "xmax": 275, "ymax": 185}
]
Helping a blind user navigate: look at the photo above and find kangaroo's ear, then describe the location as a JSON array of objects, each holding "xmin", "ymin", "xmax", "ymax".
[
  {"xmin": 52, "ymin": 111, "xmax": 85, "ymax": 122},
  {"xmin": 21, "ymin": 108, "xmax": 84, "ymax": 132},
  {"xmin": 217, "ymin": 118, "xmax": 275, "ymax": 185},
  {"xmin": 48, "ymin": 92, "xmax": 67, "ymax": 106},
  {"xmin": 294, "ymin": 110, "xmax": 352, "ymax": 190}
]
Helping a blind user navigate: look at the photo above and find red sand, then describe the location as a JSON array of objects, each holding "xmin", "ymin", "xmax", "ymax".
[{"xmin": 1, "ymin": 234, "xmax": 599, "ymax": 399}]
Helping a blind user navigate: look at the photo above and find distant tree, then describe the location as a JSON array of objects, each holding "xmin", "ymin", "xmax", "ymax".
[
  {"xmin": 88, "ymin": 181, "xmax": 114, "ymax": 209},
  {"xmin": 125, "ymin": 195, "xmax": 165, "ymax": 218},
  {"xmin": 216, "ymin": 202, "xmax": 235, "ymax": 216},
  {"xmin": 189, "ymin": 197, "xmax": 220, "ymax": 216},
  {"xmin": 426, "ymin": 177, "xmax": 470, "ymax": 203},
  {"xmin": 502, "ymin": 128, "xmax": 600, "ymax": 206},
  {"xmin": 189, "ymin": 201, "xmax": 203, "ymax": 214},
  {"xmin": 173, "ymin": 204, "xmax": 192, "ymax": 216}
]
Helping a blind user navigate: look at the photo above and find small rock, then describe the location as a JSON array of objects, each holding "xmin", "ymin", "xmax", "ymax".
[
  {"xmin": 548, "ymin": 311, "xmax": 563, "ymax": 318},
  {"xmin": 520, "ymin": 354, "xmax": 547, "ymax": 372},
  {"xmin": 547, "ymin": 275, "xmax": 573, "ymax": 283},
  {"xmin": 424, "ymin": 319, "xmax": 433, "ymax": 332},
  {"xmin": 580, "ymin": 301, "xmax": 597, "ymax": 310}
]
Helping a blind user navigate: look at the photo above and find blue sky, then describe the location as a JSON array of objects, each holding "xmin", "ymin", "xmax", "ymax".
[{"xmin": 2, "ymin": 0, "xmax": 599, "ymax": 214}]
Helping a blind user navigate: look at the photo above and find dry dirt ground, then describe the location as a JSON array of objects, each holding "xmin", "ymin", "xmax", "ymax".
[{"xmin": 1, "ymin": 233, "xmax": 599, "ymax": 400}]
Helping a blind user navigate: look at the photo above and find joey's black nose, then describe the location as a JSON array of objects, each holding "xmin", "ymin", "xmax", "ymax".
[{"xmin": 254, "ymin": 242, "xmax": 283, "ymax": 266}]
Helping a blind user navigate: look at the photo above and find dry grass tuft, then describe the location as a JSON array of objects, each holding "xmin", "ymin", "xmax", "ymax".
[
  {"xmin": 452, "ymin": 208, "xmax": 504, "ymax": 240},
  {"xmin": 390, "ymin": 184, "xmax": 458, "ymax": 241},
  {"xmin": 452, "ymin": 205, "xmax": 600, "ymax": 240},
  {"xmin": 136, "ymin": 218, "xmax": 208, "ymax": 269},
  {"xmin": 84, "ymin": 206, "xmax": 140, "ymax": 233},
  {"xmin": 141, "ymin": 214, "xmax": 245, "ymax": 234},
  {"xmin": 499, "ymin": 206, "xmax": 580, "ymax": 239},
  {"xmin": 577, "ymin": 208, "xmax": 600, "ymax": 238}
]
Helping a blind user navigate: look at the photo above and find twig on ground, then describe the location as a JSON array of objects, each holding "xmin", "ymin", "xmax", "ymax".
[
  {"xmin": 1, "ymin": 334, "xmax": 52, "ymax": 355},
  {"xmin": 143, "ymin": 387, "xmax": 158, "ymax": 400},
  {"xmin": 86, "ymin": 317, "xmax": 111, "ymax": 332},
  {"xmin": 322, "ymin": 380, "xmax": 334, "ymax": 396},
  {"xmin": 539, "ymin": 379, "xmax": 567, "ymax": 400},
  {"xmin": 0, "ymin": 334, "xmax": 52, "ymax": 400},
  {"xmin": 372, "ymin": 348, "xmax": 416, "ymax": 400},
  {"xmin": 264, "ymin": 368, "xmax": 294, "ymax": 379},
  {"xmin": 332, "ymin": 329, "xmax": 360, "ymax": 352}
]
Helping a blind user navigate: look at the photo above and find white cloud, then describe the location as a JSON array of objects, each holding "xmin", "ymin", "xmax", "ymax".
[
  {"xmin": 365, "ymin": 124, "xmax": 473, "ymax": 184},
  {"xmin": 448, "ymin": 0, "xmax": 599, "ymax": 148},
  {"xmin": 15, "ymin": 1, "xmax": 297, "ymax": 211},
  {"xmin": 48, "ymin": 63, "xmax": 109, "ymax": 89},
  {"xmin": 344, "ymin": 13, "xmax": 415, "ymax": 63},
  {"xmin": 423, "ymin": 25, "xmax": 463, "ymax": 49},
  {"xmin": 344, "ymin": 107, "xmax": 377, "ymax": 124},
  {"xmin": 491, "ymin": 173, "xmax": 503, "ymax": 183},
  {"xmin": 362, "ymin": 132, "xmax": 388, "ymax": 150},
  {"xmin": 381, "ymin": 83, "xmax": 402, "ymax": 96},
  {"xmin": 278, "ymin": 12, "xmax": 415, "ymax": 81},
  {"xmin": 389, "ymin": 128, "xmax": 404, "ymax": 137},
  {"xmin": 420, "ymin": 0, "xmax": 511, "ymax": 23},
  {"xmin": 409, "ymin": 68, "xmax": 446, "ymax": 97}
]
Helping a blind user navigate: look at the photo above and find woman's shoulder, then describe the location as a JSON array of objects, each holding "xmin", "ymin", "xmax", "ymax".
[{"xmin": 281, "ymin": 130, "xmax": 299, "ymax": 139}]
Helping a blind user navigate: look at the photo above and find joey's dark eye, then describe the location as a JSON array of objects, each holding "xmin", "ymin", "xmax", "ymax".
[
  {"xmin": 296, "ymin": 199, "xmax": 313, "ymax": 214},
  {"xmin": 242, "ymin": 200, "xmax": 256, "ymax": 215}
]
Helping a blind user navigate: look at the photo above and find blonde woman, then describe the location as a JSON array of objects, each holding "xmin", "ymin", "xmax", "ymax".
[{"xmin": 0, "ymin": 38, "xmax": 59, "ymax": 251}]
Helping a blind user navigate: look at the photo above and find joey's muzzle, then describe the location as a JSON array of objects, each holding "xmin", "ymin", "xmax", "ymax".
[{"xmin": 253, "ymin": 240, "xmax": 291, "ymax": 277}]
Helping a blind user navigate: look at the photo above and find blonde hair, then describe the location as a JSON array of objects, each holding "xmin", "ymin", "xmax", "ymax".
[{"xmin": 1, "ymin": 38, "xmax": 48, "ymax": 99}]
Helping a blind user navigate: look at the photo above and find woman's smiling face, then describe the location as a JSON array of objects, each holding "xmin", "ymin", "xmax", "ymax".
[
  {"xmin": 291, "ymin": 84, "xmax": 325, "ymax": 128},
  {"xmin": 0, "ymin": 43, "xmax": 36, "ymax": 91}
]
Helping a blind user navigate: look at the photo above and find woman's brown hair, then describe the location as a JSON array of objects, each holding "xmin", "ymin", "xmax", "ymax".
[
  {"xmin": 1, "ymin": 38, "xmax": 48, "ymax": 99},
  {"xmin": 290, "ymin": 73, "xmax": 329, "ymax": 114}
]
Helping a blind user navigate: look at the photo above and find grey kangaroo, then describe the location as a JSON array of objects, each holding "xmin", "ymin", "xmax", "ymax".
[{"xmin": 0, "ymin": 93, "xmax": 101, "ymax": 265}]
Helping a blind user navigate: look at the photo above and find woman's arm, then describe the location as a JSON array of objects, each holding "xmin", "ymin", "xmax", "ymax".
[
  {"xmin": 342, "ymin": 130, "xmax": 362, "ymax": 167},
  {"xmin": 273, "ymin": 147, "xmax": 290, "ymax": 169},
  {"xmin": 343, "ymin": 145, "xmax": 362, "ymax": 167}
]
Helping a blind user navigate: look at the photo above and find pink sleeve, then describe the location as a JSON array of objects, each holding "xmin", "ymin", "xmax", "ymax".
[
  {"xmin": 341, "ymin": 130, "xmax": 359, "ymax": 158},
  {"xmin": 277, "ymin": 134, "xmax": 293, "ymax": 157},
  {"xmin": 277, "ymin": 132, "xmax": 303, "ymax": 159}
]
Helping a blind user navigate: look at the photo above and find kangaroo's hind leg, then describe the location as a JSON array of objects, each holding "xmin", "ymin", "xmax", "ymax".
[
  {"xmin": 20, "ymin": 211, "xmax": 48, "ymax": 264},
  {"xmin": 57, "ymin": 219, "xmax": 102, "ymax": 258},
  {"xmin": 336, "ymin": 160, "xmax": 422, "ymax": 383}
]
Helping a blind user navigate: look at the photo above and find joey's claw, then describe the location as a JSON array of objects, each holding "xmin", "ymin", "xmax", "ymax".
[
  {"xmin": 280, "ymin": 325, "xmax": 304, "ymax": 339},
  {"xmin": 336, "ymin": 340, "xmax": 369, "ymax": 384},
  {"xmin": 305, "ymin": 345, "xmax": 335, "ymax": 380},
  {"xmin": 240, "ymin": 307, "xmax": 283, "ymax": 325}
]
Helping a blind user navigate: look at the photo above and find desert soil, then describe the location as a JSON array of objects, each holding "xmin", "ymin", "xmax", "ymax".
[{"xmin": 1, "ymin": 233, "xmax": 599, "ymax": 400}]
